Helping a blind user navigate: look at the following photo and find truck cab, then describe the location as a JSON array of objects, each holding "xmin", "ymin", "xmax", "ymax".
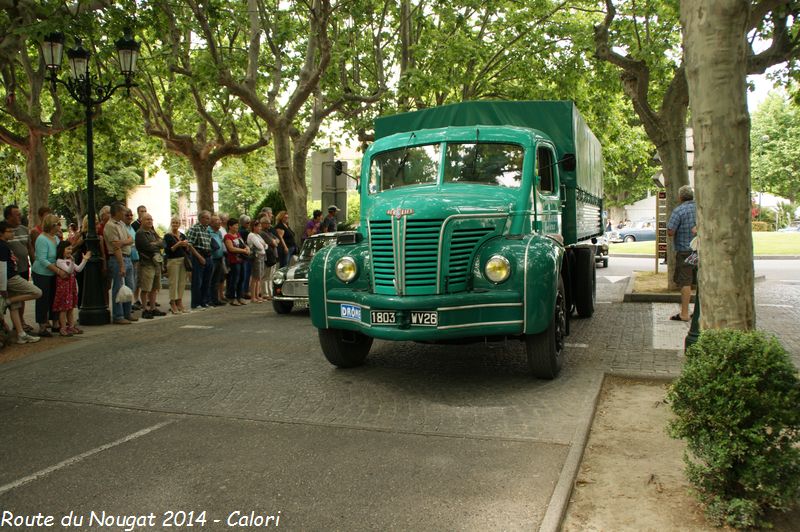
[{"xmin": 308, "ymin": 101, "xmax": 602, "ymax": 378}]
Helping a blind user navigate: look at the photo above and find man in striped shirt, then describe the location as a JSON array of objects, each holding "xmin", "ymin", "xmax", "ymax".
[{"xmin": 186, "ymin": 210, "xmax": 213, "ymax": 310}]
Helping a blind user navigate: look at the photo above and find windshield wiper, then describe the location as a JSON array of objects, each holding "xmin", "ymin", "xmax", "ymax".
[{"xmin": 392, "ymin": 132, "xmax": 416, "ymax": 183}]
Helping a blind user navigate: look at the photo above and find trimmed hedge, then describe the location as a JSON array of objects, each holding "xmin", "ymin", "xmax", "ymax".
[{"xmin": 668, "ymin": 329, "xmax": 800, "ymax": 528}]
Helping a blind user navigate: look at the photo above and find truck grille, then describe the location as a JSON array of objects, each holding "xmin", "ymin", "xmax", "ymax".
[
  {"xmin": 446, "ymin": 227, "xmax": 496, "ymax": 289},
  {"xmin": 369, "ymin": 219, "xmax": 497, "ymax": 296},
  {"xmin": 369, "ymin": 220, "xmax": 395, "ymax": 293},
  {"xmin": 404, "ymin": 219, "xmax": 441, "ymax": 293},
  {"xmin": 370, "ymin": 219, "xmax": 442, "ymax": 295}
]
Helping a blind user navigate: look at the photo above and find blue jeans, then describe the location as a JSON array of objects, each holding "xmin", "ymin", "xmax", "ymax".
[
  {"xmin": 109, "ymin": 255, "xmax": 134, "ymax": 320},
  {"xmin": 191, "ymin": 254, "xmax": 213, "ymax": 308}
]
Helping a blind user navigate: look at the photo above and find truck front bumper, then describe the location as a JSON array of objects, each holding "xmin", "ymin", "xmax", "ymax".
[{"xmin": 321, "ymin": 287, "xmax": 526, "ymax": 341}]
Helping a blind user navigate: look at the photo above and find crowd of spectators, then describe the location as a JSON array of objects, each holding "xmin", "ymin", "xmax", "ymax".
[{"xmin": 1, "ymin": 201, "xmax": 343, "ymax": 349}]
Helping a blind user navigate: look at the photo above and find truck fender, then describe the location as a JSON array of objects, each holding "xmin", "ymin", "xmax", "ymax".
[{"xmin": 523, "ymin": 235, "xmax": 565, "ymax": 335}]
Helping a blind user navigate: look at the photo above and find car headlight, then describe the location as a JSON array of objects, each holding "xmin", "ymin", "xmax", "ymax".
[
  {"xmin": 484, "ymin": 255, "xmax": 511, "ymax": 284},
  {"xmin": 335, "ymin": 257, "xmax": 358, "ymax": 283},
  {"xmin": 272, "ymin": 270, "xmax": 285, "ymax": 285}
]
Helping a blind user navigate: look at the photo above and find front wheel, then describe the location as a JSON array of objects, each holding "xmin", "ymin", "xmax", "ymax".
[
  {"xmin": 526, "ymin": 277, "xmax": 567, "ymax": 379},
  {"xmin": 319, "ymin": 328, "xmax": 373, "ymax": 368},
  {"xmin": 624, "ymin": 235, "xmax": 636, "ymax": 243}
]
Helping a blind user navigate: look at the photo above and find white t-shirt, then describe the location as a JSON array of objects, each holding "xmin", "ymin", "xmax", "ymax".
[{"xmin": 246, "ymin": 232, "xmax": 267, "ymax": 258}]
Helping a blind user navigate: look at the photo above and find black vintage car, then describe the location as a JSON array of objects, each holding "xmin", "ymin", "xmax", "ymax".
[{"xmin": 272, "ymin": 232, "xmax": 354, "ymax": 314}]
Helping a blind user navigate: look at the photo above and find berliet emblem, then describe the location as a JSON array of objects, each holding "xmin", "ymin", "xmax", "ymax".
[{"xmin": 386, "ymin": 208, "xmax": 414, "ymax": 219}]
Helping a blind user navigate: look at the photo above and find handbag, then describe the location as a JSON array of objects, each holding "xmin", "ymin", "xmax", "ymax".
[{"xmin": 184, "ymin": 251, "xmax": 193, "ymax": 272}]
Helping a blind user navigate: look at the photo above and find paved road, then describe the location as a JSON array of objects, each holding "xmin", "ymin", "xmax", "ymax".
[{"xmin": 1, "ymin": 269, "xmax": 797, "ymax": 530}]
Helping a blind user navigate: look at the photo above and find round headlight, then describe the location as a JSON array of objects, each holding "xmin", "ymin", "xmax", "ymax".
[
  {"xmin": 484, "ymin": 255, "xmax": 511, "ymax": 284},
  {"xmin": 335, "ymin": 257, "xmax": 357, "ymax": 282},
  {"xmin": 272, "ymin": 270, "xmax": 285, "ymax": 285}
]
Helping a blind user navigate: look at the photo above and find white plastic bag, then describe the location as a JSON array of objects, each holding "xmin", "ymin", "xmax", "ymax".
[{"xmin": 115, "ymin": 284, "xmax": 133, "ymax": 303}]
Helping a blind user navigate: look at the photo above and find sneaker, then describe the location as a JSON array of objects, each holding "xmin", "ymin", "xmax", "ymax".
[
  {"xmin": 113, "ymin": 319, "xmax": 131, "ymax": 325},
  {"xmin": 17, "ymin": 332, "xmax": 41, "ymax": 344},
  {"xmin": 193, "ymin": 306, "xmax": 207, "ymax": 311},
  {"xmin": 141, "ymin": 310, "xmax": 154, "ymax": 319},
  {"xmin": 125, "ymin": 315, "xmax": 139, "ymax": 322},
  {"xmin": 132, "ymin": 301, "xmax": 143, "ymax": 310},
  {"xmin": 212, "ymin": 301, "xmax": 226, "ymax": 307},
  {"xmin": 152, "ymin": 309, "xmax": 166, "ymax": 317}
]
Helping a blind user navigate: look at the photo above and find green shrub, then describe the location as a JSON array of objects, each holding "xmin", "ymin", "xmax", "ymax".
[
  {"xmin": 751, "ymin": 221, "xmax": 772, "ymax": 232},
  {"xmin": 667, "ymin": 329, "xmax": 800, "ymax": 528},
  {"xmin": 252, "ymin": 187, "xmax": 286, "ymax": 219}
]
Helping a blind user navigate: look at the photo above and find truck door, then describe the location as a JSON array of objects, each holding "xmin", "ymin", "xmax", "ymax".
[{"xmin": 535, "ymin": 144, "xmax": 561, "ymax": 235}]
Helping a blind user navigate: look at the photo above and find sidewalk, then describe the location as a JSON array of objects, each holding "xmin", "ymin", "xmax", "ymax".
[{"xmin": 1, "ymin": 282, "xmax": 271, "ymax": 355}]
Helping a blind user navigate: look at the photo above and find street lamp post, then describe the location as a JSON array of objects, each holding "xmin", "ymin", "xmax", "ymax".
[{"xmin": 41, "ymin": 30, "xmax": 140, "ymax": 326}]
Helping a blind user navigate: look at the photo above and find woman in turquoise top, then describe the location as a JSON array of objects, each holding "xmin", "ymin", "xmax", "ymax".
[{"xmin": 32, "ymin": 213, "xmax": 67, "ymax": 336}]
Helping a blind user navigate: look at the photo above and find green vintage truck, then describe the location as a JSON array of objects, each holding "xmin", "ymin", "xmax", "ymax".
[{"xmin": 308, "ymin": 101, "xmax": 603, "ymax": 378}]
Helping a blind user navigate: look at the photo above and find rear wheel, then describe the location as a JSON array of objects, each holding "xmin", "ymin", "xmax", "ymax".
[
  {"xmin": 624, "ymin": 235, "xmax": 636, "ymax": 243},
  {"xmin": 526, "ymin": 277, "xmax": 566, "ymax": 379},
  {"xmin": 602, "ymin": 257, "xmax": 608, "ymax": 268},
  {"xmin": 272, "ymin": 299, "xmax": 294, "ymax": 314},
  {"xmin": 573, "ymin": 247, "xmax": 596, "ymax": 318},
  {"xmin": 319, "ymin": 328, "xmax": 373, "ymax": 368}
]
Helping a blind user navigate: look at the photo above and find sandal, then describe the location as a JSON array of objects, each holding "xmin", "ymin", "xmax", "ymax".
[
  {"xmin": 69, "ymin": 326, "xmax": 84, "ymax": 335},
  {"xmin": 230, "ymin": 300, "xmax": 241, "ymax": 306},
  {"xmin": 59, "ymin": 329, "xmax": 73, "ymax": 337},
  {"xmin": 670, "ymin": 313, "xmax": 689, "ymax": 322}
]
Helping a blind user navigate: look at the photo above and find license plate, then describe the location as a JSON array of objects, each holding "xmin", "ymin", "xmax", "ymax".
[
  {"xmin": 411, "ymin": 311, "xmax": 438, "ymax": 326},
  {"xmin": 370, "ymin": 311, "xmax": 396, "ymax": 324},
  {"xmin": 339, "ymin": 304, "xmax": 362, "ymax": 321}
]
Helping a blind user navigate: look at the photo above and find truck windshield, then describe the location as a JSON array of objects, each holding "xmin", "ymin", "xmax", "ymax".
[
  {"xmin": 443, "ymin": 143, "xmax": 524, "ymax": 188},
  {"xmin": 368, "ymin": 141, "xmax": 525, "ymax": 193},
  {"xmin": 369, "ymin": 144, "xmax": 440, "ymax": 192}
]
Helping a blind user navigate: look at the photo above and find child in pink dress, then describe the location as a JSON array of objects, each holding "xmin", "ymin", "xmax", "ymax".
[{"xmin": 53, "ymin": 241, "xmax": 91, "ymax": 337}]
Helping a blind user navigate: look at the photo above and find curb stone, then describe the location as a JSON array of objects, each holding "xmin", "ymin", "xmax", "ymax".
[
  {"xmin": 621, "ymin": 273, "xmax": 766, "ymax": 303},
  {"xmin": 538, "ymin": 374, "xmax": 604, "ymax": 532}
]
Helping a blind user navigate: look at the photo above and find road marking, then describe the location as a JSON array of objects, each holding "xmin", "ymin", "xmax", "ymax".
[
  {"xmin": 758, "ymin": 304, "xmax": 793, "ymax": 308},
  {"xmin": 604, "ymin": 276, "xmax": 629, "ymax": 283},
  {"xmin": 0, "ymin": 421, "xmax": 174, "ymax": 496},
  {"xmin": 179, "ymin": 325, "xmax": 215, "ymax": 329},
  {"xmin": 565, "ymin": 343, "xmax": 588, "ymax": 348},
  {"xmin": 779, "ymin": 280, "xmax": 800, "ymax": 284}
]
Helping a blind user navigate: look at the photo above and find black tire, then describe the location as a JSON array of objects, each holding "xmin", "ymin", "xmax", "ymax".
[
  {"xmin": 319, "ymin": 328, "xmax": 373, "ymax": 368},
  {"xmin": 602, "ymin": 257, "xmax": 608, "ymax": 268},
  {"xmin": 573, "ymin": 247, "xmax": 596, "ymax": 318},
  {"xmin": 272, "ymin": 299, "xmax": 294, "ymax": 314},
  {"xmin": 624, "ymin": 235, "xmax": 636, "ymax": 243},
  {"xmin": 526, "ymin": 277, "xmax": 567, "ymax": 379}
]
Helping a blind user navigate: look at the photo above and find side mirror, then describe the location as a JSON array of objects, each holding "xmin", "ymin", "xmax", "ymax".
[{"xmin": 560, "ymin": 153, "xmax": 576, "ymax": 172}]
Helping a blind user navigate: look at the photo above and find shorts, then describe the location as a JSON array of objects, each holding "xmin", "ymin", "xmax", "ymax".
[
  {"xmin": 674, "ymin": 251, "xmax": 696, "ymax": 287},
  {"xmin": 5, "ymin": 275, "xmax": 42, "ymax": 309},
  {"xmin": 138, "ymin": 261, "xmax": 161, "ymax": 292}
]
